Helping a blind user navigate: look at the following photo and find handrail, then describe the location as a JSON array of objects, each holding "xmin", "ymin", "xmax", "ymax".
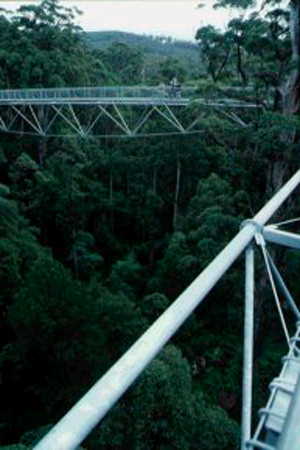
[
  {"xmin": 0, "ymin": 86, "xmax": 196, "ymax": 101},
  {"xmin": 34, "ymin": 170, "xmax": 300, "ymax": 450}
]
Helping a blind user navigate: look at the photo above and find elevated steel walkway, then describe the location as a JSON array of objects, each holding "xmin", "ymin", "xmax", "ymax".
[
  {"xmin": 32, "ymin": 171, "xmax": 300, "ymax": 449},
  {"xmin": 0, "ymin": 86, "xmax": 193, "ymax": 106},
  {"xmin": 0, "ymin": 86, "xmax": 260, "ymax": 138}
]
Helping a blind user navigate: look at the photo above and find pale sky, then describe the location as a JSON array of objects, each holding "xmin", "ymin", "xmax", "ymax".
[{"xmin": 1, "ymin": 0, "xmax": 237, "ymax": 41}]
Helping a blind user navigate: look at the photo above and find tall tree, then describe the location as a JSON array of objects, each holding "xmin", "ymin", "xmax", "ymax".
[
  {"xmin": 100, "ymin": 42, "xmax": 144, "ymax": 84},
  {"xmin": 196, "ymin": 25, "xmax": 233, "ymax": 82},
  {"xmin": 0, "ymin": 0, "xmax": 103, "ymax": 88}
]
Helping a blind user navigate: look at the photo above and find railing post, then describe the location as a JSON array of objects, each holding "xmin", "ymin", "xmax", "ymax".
[{"xmin": 241, "ymin": 244, "xmax": 255, "ymax": 450}]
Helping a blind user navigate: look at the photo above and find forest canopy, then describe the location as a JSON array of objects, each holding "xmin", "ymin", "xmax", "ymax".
[{"xmin": 0, "ymin": 0, "xmax": 300, "ymax": 448}]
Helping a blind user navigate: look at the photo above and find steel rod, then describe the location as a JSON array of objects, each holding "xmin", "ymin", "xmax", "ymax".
[
  {"xmin": 263, "ymin": 226, "xmax": 300, "ymax": 250},
  {"xmin": 267, "ymin": 252, "xmax": 300, "ymax": 319},
  {"xmin": 241, "ymin": 245, "xmax": 255, "ymax": 450}
]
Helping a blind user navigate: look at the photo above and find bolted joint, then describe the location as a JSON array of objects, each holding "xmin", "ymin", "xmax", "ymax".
[{"xmin": 240, "ymin": 219, "xmax": 266, "ymax": 247}]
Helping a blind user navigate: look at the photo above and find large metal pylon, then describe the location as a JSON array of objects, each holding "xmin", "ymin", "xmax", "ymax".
[
  {"xmin": 244, "ymin": 223, "xmax": 300, "ymax": 449},
  {"xmin": 32, "ymin": 171, "xmax": 300, "ymax": 450},
  {"xmin": 0, "ymin": 86, "xmax": 260, "ymax": 138}
]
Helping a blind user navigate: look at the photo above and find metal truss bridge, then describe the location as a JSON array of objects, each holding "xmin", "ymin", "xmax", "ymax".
[
  {"xmin": 33, "ymin": 170, "xmax": 300, "ymax": 450},
  {"xmin": 0, "ymin": 86, "xmax": 259, "ymax": 138}
]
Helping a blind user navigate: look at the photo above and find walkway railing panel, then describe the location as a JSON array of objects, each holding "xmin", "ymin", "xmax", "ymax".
[{"xmin": 0, "ymin": 86, "xmax": 196, "ymax": 102}]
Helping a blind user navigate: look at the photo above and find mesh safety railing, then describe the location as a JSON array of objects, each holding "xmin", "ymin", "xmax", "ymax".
[{"xmin": 0, "ymin": 86, "xmax": 197, "ymax": 101}]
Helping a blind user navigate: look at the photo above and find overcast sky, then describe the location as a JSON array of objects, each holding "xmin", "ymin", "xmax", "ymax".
[{"xmin": 1, "ymin": 0, "xmax": 237, "ymax": 41}]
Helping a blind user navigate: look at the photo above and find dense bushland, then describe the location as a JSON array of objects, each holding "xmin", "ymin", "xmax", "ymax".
[{"xmin": 0, "ymin": 0, "xmax": 300, "ymax": 448}]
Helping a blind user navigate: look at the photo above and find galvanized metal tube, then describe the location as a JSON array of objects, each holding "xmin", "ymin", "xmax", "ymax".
[
  {"xmin": 241, "ymin": 245, "xmax": 255, "ymax": 450},
  {"xmin": 277, "ymin": 374, "xmax": 300, "ymax": 450},
  {"xmin": 34, "ymin": 170, "xmax": 300, "ymax": 450},
  {"xmin": 267, "ymin": 252, "xmax": 300, "ymax": 320},
  {"xmin": 263, "ymin": 226, "xmax": 300, "ymax": 250}
]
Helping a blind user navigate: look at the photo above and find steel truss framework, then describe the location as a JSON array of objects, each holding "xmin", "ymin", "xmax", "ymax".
[
  {"xmin": 0, "ymin": 102, "xmax": 202, "ymax": 138},
  {"xmin": 0, "ymin": 87, "xmax": 260, "ymax": 138}
]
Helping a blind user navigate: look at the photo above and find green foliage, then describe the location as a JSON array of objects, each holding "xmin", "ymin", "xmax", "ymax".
[
  {"xmin": 0, "ymin": 253, "xmax": 148, "ymax": 437},
  {"xmin": 110, "ymin": 252, "xmax": 143, "ymax": 299},
  {"xmin": 141, "ymin": 293, "xmax": 169, "ymax": 321},
  {"xmin": 193, "ymin": 392, "xmax": 239, "ymax": 450},
  {"xmin": 20, "ymin": 425, "xmax": 53, "ymax": 447},
  {"xmin": 159, "ymin": 56, "xmax": 187, "ymax": 82},
  {"xmin": 70, "ymin": 231, "xmax": 103, "ymax": 277},
  {"xmin": 0, "ymin": 180, "xmax": 40, "ymax": 317},
  {"xmin": 0, "ymin": 446, "xmax": 29, "ymax": 450},
  {"xmin": 196, "ymin": 26, "xmax": 233, "ymax": 82},
  {"xmin": 196, "ymin": 0, "xmax": 291, "ymax": 91},
  {"xmin": 0, "ymin": 183, "xmax": 18, "ymax": 226},
  {"xmin": 2, "ymin": 254, "xmax": 108, "ymax": 381},
  {"xmin": 85, "ymin": 31, "xmax": 201, "ymax": 82},
  {"xmin": 149, "ymin": 231, "xmax": 196, "ymax": 297},
  {"xmin": 1, "ymin": 0, "xmax": 299, "ymax": 447},
  {"xmin": 91, "ymin": 346, "xmax": 239, "ymax": 450},
  {"xmin": 213, "ymin": 0, "xmax": 255, "ymax": 8},
  {"xmin": 0, "ymin": 0, "xmax": 106, "ymax": 88},
  {"xmin": 100, "ymin": 42, "xmax": 144, "ymax": 84}
]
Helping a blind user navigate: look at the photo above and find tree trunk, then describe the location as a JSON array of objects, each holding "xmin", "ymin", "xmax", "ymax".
[
  {"xmin": 153, "ymin": 167, "xmax": 157, "ymax": 195},
  {"xmin": 109, "ymin": 169, "xmax": 114, "ymax": 232},
  {"xmin": 236, "ymin": 44, "xmax": 248, "ymax": 86},
  {"xmin": 266, "ymin": 160, "xmax": 289, "ymax": 197},
  {"xmin": 72, "ymin": 229, "xmax": 79, "ymax": 279},
  {"xmin": 266, "ymin": 1, "xmax": 300, "ymax": 193},
  {"xmin": 255, "ymin": 0, "xmax": 300, "ymax": 350},
  {"xmin": 215, "ymin": 48, "xmax": 232, "ymax": 82},
  {"xmin": 38, "ymin": 139, "xmax": 47, "ymax": 167},
  {"xmin": 37, "ymin": 106, "xmax": 47, "ymax": 167},
  {"xmin": 127, "ymin": 172, "xmax": 130, "ymax": 196},
  {"xmin": 281, "ymin": 0, "xmax": 300, "ymax": 114},
  {"xmin": 173, "ymin": 154, "xmax": 181, "ymax": 229}
]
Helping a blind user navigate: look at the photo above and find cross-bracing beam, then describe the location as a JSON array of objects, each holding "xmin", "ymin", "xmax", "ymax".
[{"xmin": 0, "ymin": 102, "xmax": 202, "ymax": 137}]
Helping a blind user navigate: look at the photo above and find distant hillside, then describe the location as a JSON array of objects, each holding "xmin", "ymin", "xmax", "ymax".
[
  {"xmin": 84, "ymin": 31, "xmax": 201, "ymax": 80},
  {"xmin": 85, "ymin": 31, "xmax": 198, "ymax": 56}
]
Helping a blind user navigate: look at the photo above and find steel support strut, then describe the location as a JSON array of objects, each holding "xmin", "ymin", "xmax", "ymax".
[
  {"xmin": 267, "ymin": 252, "xmax": 300, "ymax": 320},
  {"xmin": 241, "ymin": 245, "xmax": 255, "ymax": 450},
  {"xmin": 263, "ymin": 226, "xmax": 300, "ymax": 250}
]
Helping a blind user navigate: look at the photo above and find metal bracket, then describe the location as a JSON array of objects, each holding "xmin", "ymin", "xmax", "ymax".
[{"xmin": 241, "ymin": 219, "xmax": 265, "ymax": 247}]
